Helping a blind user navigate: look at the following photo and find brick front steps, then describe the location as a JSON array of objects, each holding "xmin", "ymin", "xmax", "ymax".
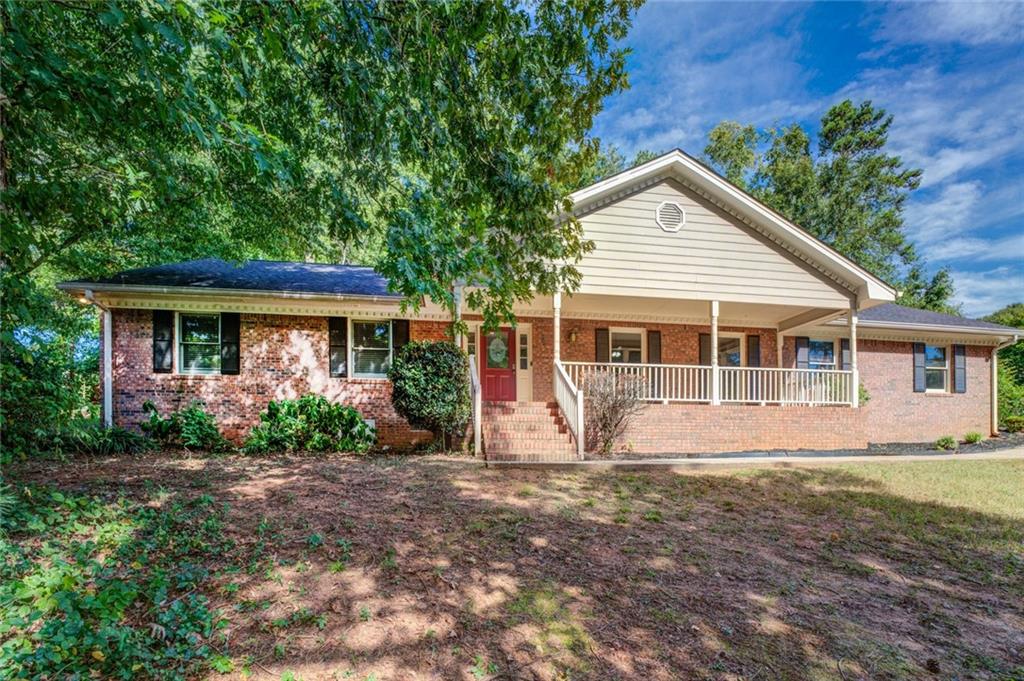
[{"xmin": 482, "ymin": 401, "xmax": 578, "ymax": 462}]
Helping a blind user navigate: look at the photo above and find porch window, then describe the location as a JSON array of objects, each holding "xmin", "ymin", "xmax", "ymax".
[
  {"xmin": 925, "ymin": 344, "xmax": 948, "ymax": 391},
  {"xmin": 807, "ymin": 339, "xmax": 836, "ymax": 370},
  {"xmin": 352, "ymin": 320, "xmax": 392, "ymax": 377},
  {"xmin": 610, "ymin": 329, "xmax": 643, "ymax": 364},
  {"xmin": 178, "ymin": 313, "xmax": 220, "ymax": 374},
  {"xmin": 467, "ymin": 330, "xmax": 477, "ymax": 358},
  {"xmin": 717, "ymin": 336, "xmax": 743, "ymax": 367}
]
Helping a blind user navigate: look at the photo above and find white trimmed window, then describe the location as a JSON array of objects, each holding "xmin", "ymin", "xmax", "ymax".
[
  {"xmin": 351, "ymin": 320, "xmax": 392, "ymax": 377},
  {"xmin": 178, "ymin": 313, "xmax": 221, "ymax": 374},
  {"xmin": 925, "ymin": 344, "xmax": 948, "ymax": 391},
  {"xmin": 610, "ymin": 328, "xmax": 644, "ymax": 364},
  {"xmin": 807, "ymin": 339, "xmax": 836, "ymax": 370}
]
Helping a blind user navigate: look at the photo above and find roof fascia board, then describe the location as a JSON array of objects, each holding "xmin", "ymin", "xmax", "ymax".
[
  {"xmin": 825, "ymin": 317, "xmax": 1024, "ymax": 338},
  {"xmin": 57, "ymin": 281, "xmax": 402, "ymax": 303}
]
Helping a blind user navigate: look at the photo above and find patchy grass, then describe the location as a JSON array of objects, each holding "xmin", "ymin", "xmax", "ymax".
[{"xmin": 6, "ymin": 454, "xmax": 1023, "ymax": 680}]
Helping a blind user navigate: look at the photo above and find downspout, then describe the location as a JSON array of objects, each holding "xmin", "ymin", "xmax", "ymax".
[
  {"xmin": 992, "ymin": 335, "xmax": 1019, "ymax": 436},
  {"xmin": 84, "ymin": 290, "xmax": 114, "ymax": 428}
]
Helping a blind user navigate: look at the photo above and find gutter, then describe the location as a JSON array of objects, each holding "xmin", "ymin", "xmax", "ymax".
[
  {"xmin": 57, "ymin": 281, "xmax": 403, "ymax": 304},
  {"xmin": 83, "ymin": 290, "xmax": 114, "ymax": 428},
  {"xmin": 825, "ymin": 317, "xmax": 1024, "ymax": 339}
]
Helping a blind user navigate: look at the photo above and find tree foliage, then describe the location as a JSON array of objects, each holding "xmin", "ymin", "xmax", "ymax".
[
  {"xmin": 0, "ymin": 0, "xmax": 641, "ymax": 455},
  {"xmin": 2, "ymin": 0, "xmax": 640, "ymax": 321},
  {"xmin": 702, "ymin": 101, "xmax": 956, "ymax": 312},
  {"xmin": 388, "ymin": 341, "xmax": 471, "ymax": 448}
]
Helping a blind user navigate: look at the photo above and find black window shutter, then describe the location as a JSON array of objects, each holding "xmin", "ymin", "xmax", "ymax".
[
  {"xmin": 746, "ymin": 335, "xmax": 761, "ymax": 368},
  {"xmin": 153, "ymin": 310, "xmax": 173, "ymax": 373},
  {"xmin": 913, "ymin": 342, "xmax": 926, "ymax": 392},
  {"xmin": 953, "ymin": 344, "xmax": 967, "ymax": 393},
  {"xmin": 647, "ymin": 330, "xmax": 661, "ymax": 364},
  {"xmin": 329, "ymin": 317, "xmax": 348, "ymax": 378},
  {"xmin": 220, "ymin": 313, "xmax": 240, "ymax": 375},
  {"xmin": 595, "ymin": 328, "xmax": 609, "ymax": 363},
  {"xmin": 392, "ymin": 319, "xmax": 410, "ymax": 356},
  {"xmin": 699, "ymin": 333, "xmax": 711, "ymax": 366},
  {"xmin": 840, "ymin": 338, "xmax": 851, "ymax": 371},
  {"xmin": 796, "ymin": 337, "xmax": 810, "ymax": 369}
]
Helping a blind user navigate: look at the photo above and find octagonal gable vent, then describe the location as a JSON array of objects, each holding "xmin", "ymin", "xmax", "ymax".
[{"xmin": 656, "ymin": 201, "xmax": 685, "ymax": 232}]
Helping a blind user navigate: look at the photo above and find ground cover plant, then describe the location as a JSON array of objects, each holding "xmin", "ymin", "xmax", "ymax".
[
  {"xmin": 142, "ymin": 400, "xmax": 230, "ymax": 452},
  {"xmin": 5, "ymin": 454, "xmax": 1022, "ymax": 680},
  {"xmin": 0, "ymin": 482, "xmax": 232, "ymax": 679}
]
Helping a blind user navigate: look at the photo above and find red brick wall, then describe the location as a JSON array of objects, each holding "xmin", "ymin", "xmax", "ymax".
[
  {"xmin": 858, "ymin": 338, "xmax": 991, "ymax": 443},
  {"xmin": 619, "ymin": 404, "xmax": 867, "ymax": 453},
  {"xmin": 107, "ymin": 310, "xmax": 439, "ymax": 447}
]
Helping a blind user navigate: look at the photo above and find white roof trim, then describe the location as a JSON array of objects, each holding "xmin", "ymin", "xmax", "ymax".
[{"xmin": 567, "ymin": 150, "xmax": 897, "ymax": 306}]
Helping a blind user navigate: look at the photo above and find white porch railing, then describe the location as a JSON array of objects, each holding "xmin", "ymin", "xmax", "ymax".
[
  {"xmin": 554, "ymin": 361, "xmax": 585, "ymax": 459},
  {"xmin": 719, "ymin": 366, "xmax": 853, "ymax": 405},
  {"xmin": 468, "ymin": 354, "xmax": 481, "ymax": 456},
  {"xmin": 563, "ymin": 362, "xmax": 712, "ymax": 403},
  {"xmin": 563, "ymin": 361, "xmax": 854, "ymax": 407}
]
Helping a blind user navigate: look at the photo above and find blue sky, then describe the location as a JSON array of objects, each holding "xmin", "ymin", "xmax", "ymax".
[{"xmin": 591, "ymin": 1, "xmax": 1023, "ymax": 317}]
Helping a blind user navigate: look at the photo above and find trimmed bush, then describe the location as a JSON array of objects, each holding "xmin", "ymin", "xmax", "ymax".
[
  {"xmin": 934, "ymin": 436, "xmax": 957, "ymax": 451},
  {"xmin": 388, "ymin": 341, "xmax": 470, "ymax": 448},
  {"xmin": 964, "ymin": 432, "xmax": 983, "ymax": 445},
  {"xmin": 242, "ymin": 395, "xmax": 375, "ymax": 454},
  {"xmin": 1005, "ymin": 415, "xmax": 1024, "ymax": 433},
  {"xmin": 141, "ymin": 400, "xmax": 229, "ymax": 451}
]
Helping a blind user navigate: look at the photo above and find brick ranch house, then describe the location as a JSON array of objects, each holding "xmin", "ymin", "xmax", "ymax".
[{"xmin": 59, "ymin": 150, "xmax": 1022, "ymax": 461}]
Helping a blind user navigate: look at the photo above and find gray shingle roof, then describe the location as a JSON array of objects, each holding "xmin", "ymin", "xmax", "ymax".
[
  {"xmin": 859, "ymin": 303, "xmax": 1020, "ymax": 332},
  {"xmin": 67, "ymin": 258, "xmax": 398, "ymax": 298}
]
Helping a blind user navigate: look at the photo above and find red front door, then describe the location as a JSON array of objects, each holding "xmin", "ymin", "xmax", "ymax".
[{"xmin": 481, "ymin": 328, "xmax": 516, "ymax": 401}]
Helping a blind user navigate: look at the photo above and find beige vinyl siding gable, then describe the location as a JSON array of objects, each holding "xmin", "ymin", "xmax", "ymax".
[{"xmin": 576, "ymin": 178, "xmax": 852, "ymax": 307}]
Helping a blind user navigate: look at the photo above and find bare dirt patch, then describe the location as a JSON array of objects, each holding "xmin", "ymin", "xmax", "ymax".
[{"xmin": 9, "ymin": 454, "xmax": 1024, "ymax": 680}]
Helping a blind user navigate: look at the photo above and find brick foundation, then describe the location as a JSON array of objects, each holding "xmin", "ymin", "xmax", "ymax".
[
  {"xmin": 617, "ymin": 403, "xmax": 867, "ymax": 454},
  {"xmin": 108, "ymin": 310, "xmax": 436, "ymax": 447}
]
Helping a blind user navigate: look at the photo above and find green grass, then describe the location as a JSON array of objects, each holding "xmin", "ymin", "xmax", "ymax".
[{"xmin": 819, "ymin": 460, "xmax": 1024, "ymax": 519}]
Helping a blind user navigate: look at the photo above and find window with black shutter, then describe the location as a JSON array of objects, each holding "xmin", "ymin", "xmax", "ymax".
[
  {"xmin": 153, "ymin": 310, "xmax": 173, "ymax": 373},
  {"xmin": 329, "ymin": 317, "xmax": 348, "ymax": 378}
]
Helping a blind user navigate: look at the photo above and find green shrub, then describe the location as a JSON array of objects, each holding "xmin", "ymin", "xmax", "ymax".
[
  {"xmin": 963, "ymin": 432, "xmax": 983, "ymax": 445},
  {"xmin": 934, "ymin": 436, "xmax": 957, "ymax": 451},
  {"xmin": 387, "ymin": 341, "xmax": 470, "ymax": 448},
  {"xmin": 141, "ymin": 400, "xmax": 229, "ymax": 451},
  {"xmin": 242, "ymin": 395, "xmax": 375, "ymax": 454},
  {"xmin": 997, "ymin": 363, "xmax": 1024, "ymax": 428},
  {"xmin": 45, "ymin": 420, "xmax": 155, "ymax": 457},
  {"xmin": 1005, "ymin": 415, "xmax": 1024, "ymax": 433}
]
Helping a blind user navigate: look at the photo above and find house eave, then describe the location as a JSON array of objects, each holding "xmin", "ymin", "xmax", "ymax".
[
  {"xmin": 826, "ymin": 317, "xmax": 1024, "ymax": 341},
  {"xmin": 56, "ymin": 281, "xmax": 404, "ymax": 304}
]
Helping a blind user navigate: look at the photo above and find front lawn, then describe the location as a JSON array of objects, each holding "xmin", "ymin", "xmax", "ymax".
[{"xmin": 4, "ymin": 455, "xmax": 1022, "ymax": 680}]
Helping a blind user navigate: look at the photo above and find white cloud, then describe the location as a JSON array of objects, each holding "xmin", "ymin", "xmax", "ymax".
[
  {"xmin": 875, "ymin": 2, "xmax": 1024, "ymax": 47},
  {"xmin": 905, "ymin": 181, "xmax": 984, "ymax": 245},
  {"xmin": 924, "ymin": 233, "xmax": 1024, "ymax": 263},
  {"xmin": 949, "ymin": 266, "xmax": 1024, "ymax": 316}
]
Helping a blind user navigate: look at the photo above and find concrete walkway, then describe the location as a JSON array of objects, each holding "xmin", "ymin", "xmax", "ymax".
[{"xmin": 487, "ymin": 447, "xmax": 1024, "ymax": 470}]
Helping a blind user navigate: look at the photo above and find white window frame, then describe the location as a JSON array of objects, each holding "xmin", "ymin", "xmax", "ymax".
[
  {"xmin": 807, "ymin": 338, "xmax": 838, "ymax": 370},
  {"xmin": 716, "ymin": 332, "xmax": 746, "ymax": 367},
  {"xmin": 176, "ymin": 311, "xmax": 221, "ymax": 375},
  {"xmin": 924, "ymin": 343, "xmax": 950, "ymax": 393},
  {"xmin": 609, "ymin": 326, "xmax": 646, "ymax": 364},
  {"xmin": 349, "ymin": 318, "xmax": 393, "ymax": 379}
]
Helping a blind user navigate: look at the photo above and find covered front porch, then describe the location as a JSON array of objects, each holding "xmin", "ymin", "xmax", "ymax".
[{"xmin": 547, "ymin": 293, "xmax": 864, "ymax": 458}]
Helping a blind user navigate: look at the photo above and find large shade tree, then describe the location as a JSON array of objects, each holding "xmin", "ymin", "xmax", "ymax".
[{"xmin": 0, "ymin": 0, "xmax": 641, "ymax": 455}]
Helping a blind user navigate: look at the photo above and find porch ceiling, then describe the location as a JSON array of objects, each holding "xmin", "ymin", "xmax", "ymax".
[{"xmin": 559, "ymin": 293, "xmax": 839, "ymax": 329}]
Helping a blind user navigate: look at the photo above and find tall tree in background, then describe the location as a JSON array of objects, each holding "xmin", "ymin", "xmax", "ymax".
[{"xmin": 703, "ymin": 101, "xmax": 956, "ymax": 313}]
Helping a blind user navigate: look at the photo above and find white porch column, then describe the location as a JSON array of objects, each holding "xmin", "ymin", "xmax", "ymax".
[
  {"xmin": 991, "ymin": 347, "xmax": 999, "ymax": 435},
  {"xmin": 102, "ymin": 307, "xmax": 113, "ymax": 428},
  {"xmin": 553, "ymin": 291, "xmax": 562, "ymax": 363},
  {"xmin": 453, "ymin": 284, "xmax": 464, "ymax": 348},
  {"xmin": 848, "ymin": 306, "xmax": 859, "ymax": 408},
  {"xmin": 710, "ymin": 300, "xmax": 720, "ymax": 405}
]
